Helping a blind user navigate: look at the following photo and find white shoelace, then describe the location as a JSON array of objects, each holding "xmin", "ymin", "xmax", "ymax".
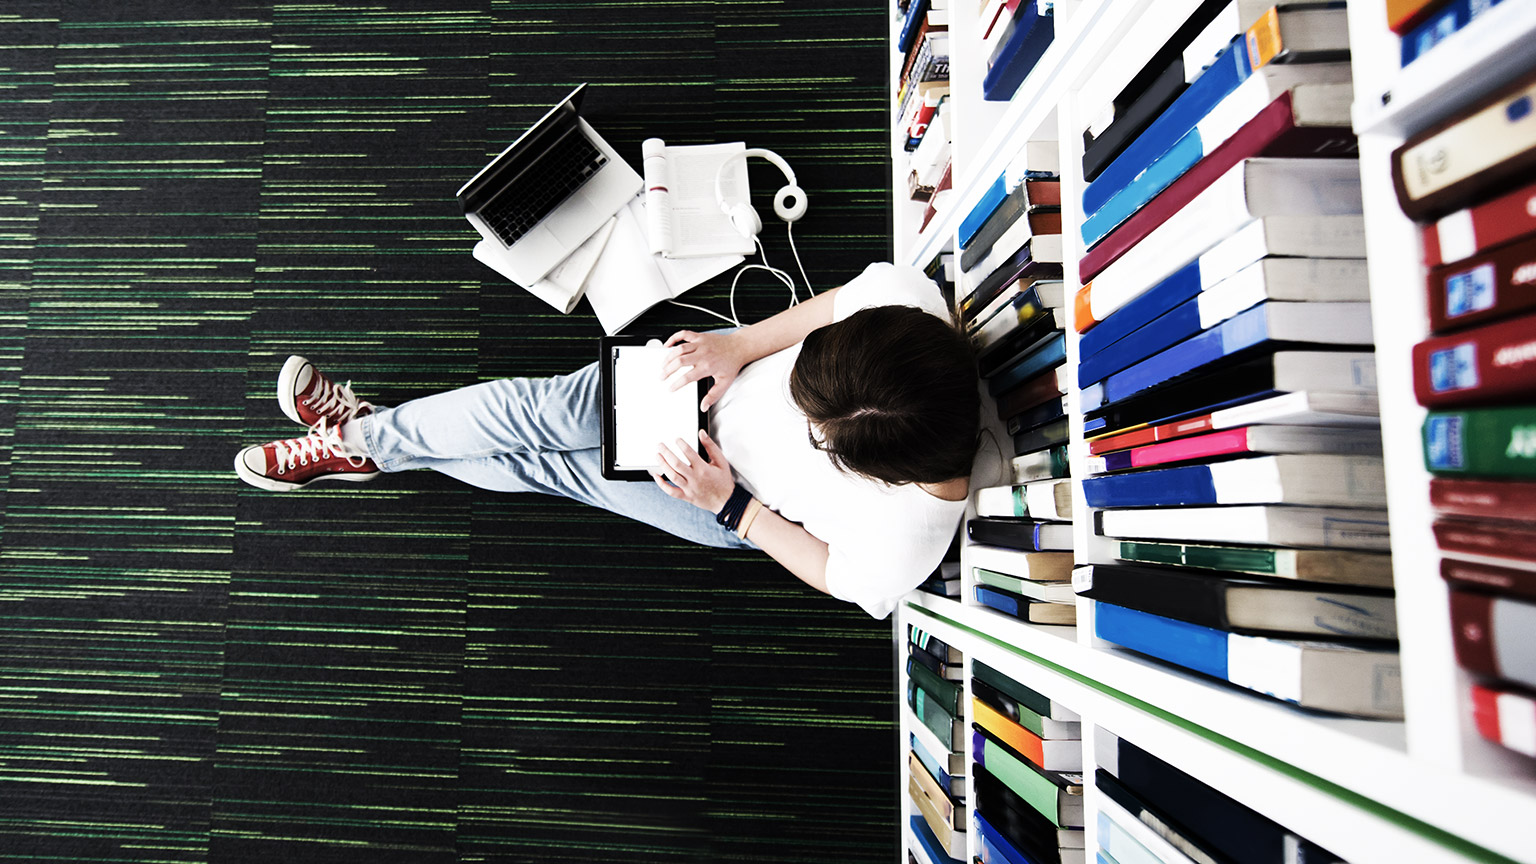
[
  {"xmin": 271, "ymin": 420, "xmax": 368, "ymax": 474},
  {"xmin": 304, "ymin": 376, "xmax": 372, "ymax": 426}
]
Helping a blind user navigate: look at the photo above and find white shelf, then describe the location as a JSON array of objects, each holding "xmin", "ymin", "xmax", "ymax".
[{"xmin": 890, "ymin": 0, "xmax": 1536, "ymax": 861}]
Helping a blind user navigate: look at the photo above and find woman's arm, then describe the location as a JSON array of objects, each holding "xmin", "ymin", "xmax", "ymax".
[
  {"xmin": 652, "ymin": 432, "xmax": 832, "ymax": 597},
  {"xmin": 661, "ymin": 285, "xmax": 841, "ymax": 410}
]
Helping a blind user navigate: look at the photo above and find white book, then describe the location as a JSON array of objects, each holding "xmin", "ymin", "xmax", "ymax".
[
  {"xmin": 640, "ymin": 139, "xmax": 755, "ymax": 258},
  {"xmin": 1195, "ymin": 257, "xmax": 1370, "ymax": 329},
  {"xmin": 1207, "ymin": 390, "xmax": 1380, "ymax": 428},
  {"xmin": 971, "ymin": 278, "xmax": 1065, "ymax": 343},
  {"xmin": 1098, "ymin": 504, "xmax": 1391, "ymax": 551},
  {"xmin": 910, "ymin": 106, "xmax": 951, "ymax": 186},
  {"xmin": 976, "ymin": 479, "xmax": 1073, "ymax": 520},
  {"xmin": 1225, "ymin": 635, "xmax": 1404, "ymax": 718},
  {"xmin": 974, "ymin": 570, "xmax": 1079, "ymax": 604},
  {"xmin": 964, "ymin": 543, "xmax": 1074, "ymax": 583},
  {"xmin": 1098, "ymin": 808, "xmax": 1174, "ymax": 864},
  {"xmin": 1087, "ymin": 158, "xmax": 1364, "ymax": 323},
  {"xmin": 975, "ymin": 232, "xmax": 1064, "ymax": 282},
  {"xmin": 1096, "ymin": 791, "xmax": 1201, "ymax": 864}
]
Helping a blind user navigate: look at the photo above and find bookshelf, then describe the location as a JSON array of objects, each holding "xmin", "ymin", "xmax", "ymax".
[{"xmin": 889, "ymin": 2, "xmax": 1536, "ymax": 864}]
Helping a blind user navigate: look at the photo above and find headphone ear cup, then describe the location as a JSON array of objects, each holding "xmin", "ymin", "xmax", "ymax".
[
  {"xmin": 773, "ymin": 184, "xmax": 808, "ymax": 223},
  {"xmin": 727, "ymin": 203, "xmax": 762, "ymax": 239}
]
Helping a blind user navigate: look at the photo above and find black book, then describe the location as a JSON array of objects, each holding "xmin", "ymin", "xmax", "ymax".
[
  {"xmin": 1081, "ymin": 0, "xmax": 1238, "ymax": 177},
  {"xmin": 1095, "ymin": 769, "xmax": 1236, "ymax": 864},
  {"xmin": 1072, "ymin": 563, "xmax": 1397, "ymax": 641},
  {"xmin": 1083, "ymin": 352, "xmax": 1305, "ymax": 436},
  {"xmin": 1107, "ymin": 733, "xmax": 1345, "ymax": 864},
  {"xmin": 973, "ymin": 660, "xmax": 1068, "ymax": 720},
  {"xmin": 975, "ymin": 763, "xmax": 1075, "ymax": 864},
  {"xmin": 960, "ymin": 177, "xmax": 1060, "ymax": 272},
  {"xmin": 1006, "ymin": 396, "xmax": 1066, "ymax": 438},
  {"xmin": 978, "ymin": 306, "xmax": 1066, "ymax": 378},
  {"xmin": 1012, "ymin": 418, "xmax": 1069, "ymax": 458},
  {"xmin": 968, "ymin": 517, "xmax": 1072, "ymax": 553}
]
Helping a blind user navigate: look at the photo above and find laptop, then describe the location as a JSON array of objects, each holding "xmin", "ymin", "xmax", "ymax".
[{"xmin": 458, "ymin": 84, "xmax": 642, "ymax": 287}]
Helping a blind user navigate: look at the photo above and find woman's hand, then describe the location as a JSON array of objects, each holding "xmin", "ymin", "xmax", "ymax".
[
  {"xmin": 650, "ymin": 431, "xmax": 736, "ymax": 513},
  {"xmin": 661, "ymin": 330, "xmax": 751, "ymax": 412}
]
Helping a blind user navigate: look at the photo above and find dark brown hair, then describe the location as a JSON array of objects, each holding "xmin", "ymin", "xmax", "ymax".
[{"xmin": 789, "ymin": 304, "xmax": 980, "ymax": 486}]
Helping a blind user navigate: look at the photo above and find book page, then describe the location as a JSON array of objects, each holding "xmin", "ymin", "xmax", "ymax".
[
  {"xmin": 655, "ymin": 142, "xmax": 756, "ymax": 258},
  {"xmin": 612, "ymin": 342, "xmax": 700, "ymax": 471},
  {"xmin": 583, "ymin": 197, "xmax": 672, "ymax": 335}
]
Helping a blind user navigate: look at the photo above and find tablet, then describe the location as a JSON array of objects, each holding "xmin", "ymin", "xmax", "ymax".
[{"xmin": 599, "ymin": 335, "xmax": 709, "ymax": 482}]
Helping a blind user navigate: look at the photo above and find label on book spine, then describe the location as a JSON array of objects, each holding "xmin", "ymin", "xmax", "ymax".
[
  {"xmin": 1425, "ymin": 414, "xmax": 1467, "ymax": 470},
  {"xmin": 1429, "ymin": 342, "xmax": 1479, "ymax": 393}
]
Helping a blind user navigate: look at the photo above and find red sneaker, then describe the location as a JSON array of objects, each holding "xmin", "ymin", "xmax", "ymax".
[
  {"xmin": 278, "ymin": 355, "xmax": 373, "ymax": 428},
  {"xmin": 234, "ymin": 421, "xmax": 380, "ymax": 492}
]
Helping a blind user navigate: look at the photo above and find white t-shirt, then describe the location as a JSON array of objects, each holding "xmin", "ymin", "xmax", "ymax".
[{"xmin": 709, "ymin": 262, "xmax": 967, "ymax": 619}]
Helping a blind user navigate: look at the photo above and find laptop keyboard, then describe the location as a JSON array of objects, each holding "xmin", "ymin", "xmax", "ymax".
[{"xmin": 480, "ymin": 132, "xmax": 609, "ymax": 246}]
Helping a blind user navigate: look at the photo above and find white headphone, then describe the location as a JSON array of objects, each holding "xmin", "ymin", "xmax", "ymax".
[{"xmin": 714, "ymin": 147, "xmax": 808, "ymax": 239}]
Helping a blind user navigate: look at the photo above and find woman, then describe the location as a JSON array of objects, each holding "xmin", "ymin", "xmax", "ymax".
[{"xmin": 234, "ymin": 263, "xmax": 981, "ymax": 618}]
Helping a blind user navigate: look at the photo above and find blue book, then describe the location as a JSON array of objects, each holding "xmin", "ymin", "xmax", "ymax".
[
  {"xmin": 1082, "ymin": 463, "xmax": 1219, "ymax": 508},
  {"xmin": 974, "ymin": 810, "xmax": 1046, "ymax": 864},
  {"xmin": 1078, "ymin": 291, "xmax": 1202, "ymax": 387},
  {"xmin": 1094, "ymin": 600, "xmax": 1229, "ymax": 680},
  {"xmin": 909, "ymin": 814, "xmax": 963, "ymax": 864},
  {"xmin": 1401, "ymin": 0, "xmax": 1506, "ymax": 66},
  {"xmin": 1083, "ymin": 37, "xmax": 1252, "ymax": 216},
  {"xmin": 987, "ymin": 332, "xmax": 1067, "ymax": 397},
  {"xmin": 960, "ymin": 174, "xmax": 1010, "ymax": 249},
  {"xmin": 897, "ymin": 0, "xmax": 932, "ymax": 56},
  {"xmin": 1077, "ymin": 259, "xmax": 1202, "ymax": 365},
  {"xmin": 1082, "ymin": 130, "xmax": 1206, "ymax": 246},
  {"xmin": 1100, "ymin": 301, "xmax": 1371, "ymax": 406},
  {"xmin": 910, "ymin": 733, "xmax": 962, "ymax": 798},
  {"xmin": 983, "ymin": 2, "xmax": 1056, "ymax": 103}
]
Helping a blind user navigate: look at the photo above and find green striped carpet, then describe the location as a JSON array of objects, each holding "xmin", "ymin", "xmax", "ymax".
[{"xmin": 0, "ymin": 3, "xmax": 899, "ymax": 861}]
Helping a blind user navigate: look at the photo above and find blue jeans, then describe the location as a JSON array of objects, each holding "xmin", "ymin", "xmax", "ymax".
[{"xmin": 355, "ymin": 361, "xmax": 757, "ymax": 551}]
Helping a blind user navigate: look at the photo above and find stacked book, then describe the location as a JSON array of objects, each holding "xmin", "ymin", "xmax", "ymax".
[
  {"xmin": 1393, "ymin": 67, "xmax": 1536, "ymax": 758},
  {"xmin": 957, "ymin": 138, "xmax": 1074, "ymax": 626},
  {"xmin": 907, "ymin": 624, "xmax": 967, "ymax": 864},
  {"xmin": 971, "ymin": 661, "xmax": 1084, "ymax": 864},
  {"xmin": 1096, "ymin": 728, "xmax": 1345, "ymax": 864},
  {"xmin": 895, "ymin": 0, "xmax": 949, "ymax": 142},
  {"xmin": 1069, "ymin": 1, "xmax": 1405, "ymax": 718},
  {"xmin": 1391, "ymin": 0, "xmax": 1509, "ymax": 67},
  {"xmin": 978, "ymin": 0, "xmax": 1055, "ymax": 102}
]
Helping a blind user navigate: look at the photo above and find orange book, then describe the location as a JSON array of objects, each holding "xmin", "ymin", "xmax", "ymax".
[
  {"xmin": 972, "ymin": 696, "xmax": 1045, "ymax": 764},
  {"xmin": 1386, "ymin": 0, "xmax": 1451, "ymax": 35},
  {"xmin": 1074, "ymin": 283, "xmax": 1097, "ymax": 333}
]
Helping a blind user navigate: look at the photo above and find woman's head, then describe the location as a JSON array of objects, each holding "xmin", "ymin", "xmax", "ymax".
[{"xmin": 789, "ymin": 304, "xmax": 980, "ymax": 486}]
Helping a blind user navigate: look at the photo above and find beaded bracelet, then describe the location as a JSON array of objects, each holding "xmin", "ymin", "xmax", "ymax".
[{"xmin": 715, "ymin": 483, "xmax": 754, "ymax": 531}]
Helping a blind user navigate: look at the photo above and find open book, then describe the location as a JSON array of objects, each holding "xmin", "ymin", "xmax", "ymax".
[
  {"xmin": 641, "ymin": 139, "xmax": 757, "ymax": 258},
  {"xmin": 582, "ymin": 195, "xmax": 742, "ymax": 334}
]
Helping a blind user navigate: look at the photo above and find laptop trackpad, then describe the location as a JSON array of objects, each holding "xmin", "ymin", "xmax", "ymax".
[{"xmin": 544, "ymin": 196, "xmax": 603, "ymax": 246}]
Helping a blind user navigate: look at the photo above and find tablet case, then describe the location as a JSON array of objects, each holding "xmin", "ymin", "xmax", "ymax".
[{"xmin": 599, "ymin": 335, "xmax": 709, "ymax": 482}]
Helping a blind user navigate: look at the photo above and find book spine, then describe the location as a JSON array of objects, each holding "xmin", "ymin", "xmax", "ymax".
[
  {"xmin": 908, "ymin": 655, "xmax": 963, "ymax": 716},
  {"xmin": 1011, "ymin": 445, "xmax": 1070, "ymax": 483},
  {"xmin": 1012, "ymin": 418, "xmax": 1070, "ymax": 457},
  {"xmin": 1442, "ymin": 557, "xmax": 1536, "ymax": 604},
  {"xmin": 1471, "ymin": 683, "xmax": 1536, "ymax": 757},
  {"xmin": 1448, "ymin": 589, "xmax": 1536, "ymax": 687},
  {"xmin": 1425, "ymin": 232, "xmax": 1536, "ymax": 333},
  {"xmin": 1435, "ymin": 519, "xmax": 1536, "ymax": 566},
  {"xmin": 973, "ymin": 731, "xmax": 1069, "ymax": 827},
  {"xmin": 1391, "ymin": 67, "xmax": 1536, "ymax": 221},
  {"xmin": 1430, "ymin": 477, "xmax": 1536, "ymax": 521},
  {"xmin": 1412, "ymin": 311, "xmax": 1536, "ymax": 407},
  {"xmin": 960, "ymin": 174, "xmax": 1010, "ymax": 248},
  {"xmin": 988, "ymin": 333, "xmax": 1068, "ymax": 397},
  {"xmin": 982, "ymin": 3, "xmax": 1054, "ymax": 102},
  {"xmin": 1423, "ymin": 406, "xmax": 1536, "ymax": 477},
  {"xmin": 1423, "ymin": 176, "xmax": 1536, "ymax": 267},
  {"xmin": 1400, "ymin": 0, "xmax": 1504, "ymax": 66},
  {"xmin": 972, "ymin": 697, "xmax": 1051, "ymax": 769},
  {"xmin": 1094, "ymin": 600, "xmax": 1229, "ymax": 680},
  {"xmin": 995, "ymin": 363, "xmax": 1067, "ymax": 419}
]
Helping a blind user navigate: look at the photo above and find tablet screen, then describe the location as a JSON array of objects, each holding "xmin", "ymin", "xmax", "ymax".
[{"xmin": 611, "ymin": 341, "xmax": 702, "ymax": 471}]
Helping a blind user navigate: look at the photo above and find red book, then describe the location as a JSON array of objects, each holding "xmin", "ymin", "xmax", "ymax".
[
  {"xmin": 1471, "ymin": 683, "xmax": 1536, "ymax": 758},
  {"xmin": 1411, "ymin": 310, "xmax": 1536, "ymax": 407},
  {"xmin": 1436, "ymin": 518, "xmax": 1536, "ymax": 566},
  {"xmin": 994, "ymin": 365, "xmax": 1066, "ymax": 419},
  {"xmin": 920, "ymin": 161, "xmax": 952, "ymax": 232},
  {"xmin": 1449, "ymin": 588, "xmax": 1536, "ymax": 689},
  {"xmin": 1426, "ymin": 233, "xmax": 1536, "ymax": 334},
  {"xmin": 1078, "ymin": 90, "xmax": 1356, "ymax": 282},
  {"xmin": 1431, "ymin": 477, "xmax": 1536, "ymax": 522},
  {"xmin": 1442, "ymin": 557, "xmax": 1536, "ymax": 603},
  {"xmin": 1422, "ymin": 177, "xmax": 1536, "ymax": 267},
  {"xmin": 1087, "ymin": 413, "xmax": 1215, "ymax": 455}
]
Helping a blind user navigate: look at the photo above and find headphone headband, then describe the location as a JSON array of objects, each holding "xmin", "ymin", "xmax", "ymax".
[{"xmin": 714, "ymin": 146, "xmax": 807, "ymax": 236}]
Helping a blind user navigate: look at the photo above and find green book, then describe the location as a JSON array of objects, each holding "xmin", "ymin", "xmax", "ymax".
[
  {"xmin": 972, "ymin": 660, "xmax": 1078, "ymax": 721},
  {"xmin": 908, "ymin": 680, "xmax": 961, "ymax": 750},
  {"xmin": 1425, "ymin": 405, "xmax": 1536, "ymax": 478},
  {"xmin": 907, "ymin": 656, "xmax": 963, "ymax": 717},
  {"xmin": 975, "ymin": 568, "xmax": 1078, "ymax": 603},
  {"xmin": 1116, "ymin": 540, "xmax": 1394, "ymax": 587},
  {"xmin": 974, "ymin": 729, "xmax": 1084, "ymax": 827}
]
